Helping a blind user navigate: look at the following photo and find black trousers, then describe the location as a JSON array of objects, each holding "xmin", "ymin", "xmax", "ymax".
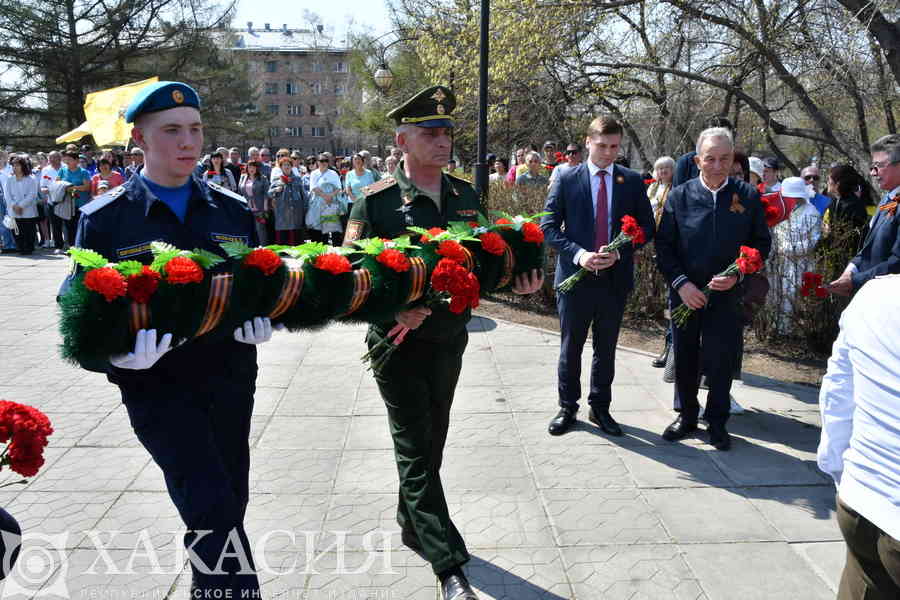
[
  {"xmin": 49, "ymin": 213, "xmax": 66, "ymax": 249},
  {"xmin": 837, "ymin": 496, "xmax": 900, "ymax": 600},
  {"xmin": 368, "ymin": 327, "xmax": 470, "ymax": 575},
  {"xmin": 12, "ymin": 217, "xmax": 38, "ymax": 254},
  {"xmin": 671, "ymin": 289, "xmax": 741, "ymax": 427},
  {"xmin": 556, "ymin": 272, "xmax": 627, "ymax": 410},
  {"xmin": 63, "ymin": 216, "xmax": 78, "ymax": 248},
  {"xmin": 119, "ymin": 371, "xmax": 260, "ymax": 598}
]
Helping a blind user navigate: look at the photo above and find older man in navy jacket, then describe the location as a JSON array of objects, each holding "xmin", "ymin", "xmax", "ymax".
[
  {"xmin": 828, "ymin": 134, "xmax": 900, "ymax": 297},
  {"xmin": 656, "ymin": 127, "xmax": 771, "ymax": 451},
  {"xmin": 541, "ymin": 115, "xmax": 654, "ymax": 437}
]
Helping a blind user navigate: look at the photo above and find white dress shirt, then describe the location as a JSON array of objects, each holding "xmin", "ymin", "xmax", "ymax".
[
  {"xmin": 818, "ymin": 274, "xmax": 900, "ymax": 540},
  {"xmin": 573, "ymin": 161, "xmax": 615, "ymax": 266}
]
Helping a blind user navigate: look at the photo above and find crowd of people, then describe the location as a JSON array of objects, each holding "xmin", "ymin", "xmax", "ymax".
[{"xmin": 0, "ymin": 143, "xmax": 412, "ymax": 255}]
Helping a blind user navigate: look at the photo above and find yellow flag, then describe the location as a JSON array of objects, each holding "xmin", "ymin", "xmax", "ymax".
[
  {"xmin": 55, "ymin": 121, "xmax": 92, "ymax": 145},
  {"xmin": 83, "ymin": 77, "xmax": 159, "ymax": 146}
]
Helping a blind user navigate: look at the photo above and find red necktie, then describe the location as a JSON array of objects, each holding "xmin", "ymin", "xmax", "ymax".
[{"xmin": 594, "ymin": 170, "xmax": 609, "ymax": 250}]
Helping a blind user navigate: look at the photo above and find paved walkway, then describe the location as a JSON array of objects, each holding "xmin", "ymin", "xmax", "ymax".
[{"xmin": 0, "ymin": 252, "xmax": 842, "ymax": 599}]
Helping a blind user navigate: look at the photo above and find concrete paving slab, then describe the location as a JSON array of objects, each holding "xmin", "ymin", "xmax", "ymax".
[{"xmin": 543, "ymin": 489, "xmax": 670, "ymax": 545}]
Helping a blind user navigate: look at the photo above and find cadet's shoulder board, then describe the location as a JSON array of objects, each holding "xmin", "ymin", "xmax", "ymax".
[
  {"xmin": 80, "ymin": 185, "xmax": 127, "ymax": 215},
  {"xmin": 207, "ymin": 180, "xmax": 248, "ymax": 205},
  {"xmin": 363, "ymin": 176, "xmax": 397, "ymax": 197}
]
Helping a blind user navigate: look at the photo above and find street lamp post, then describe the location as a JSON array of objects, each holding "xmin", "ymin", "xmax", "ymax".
[{"xmin": 474, "ymin": 0, "xmax": 490, "ymax": 214}]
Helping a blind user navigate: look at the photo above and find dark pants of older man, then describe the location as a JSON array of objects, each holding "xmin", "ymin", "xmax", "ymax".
[
  {"xmin": 670, "ymin": 289, "xmax": 740, "ymax": 426},
  {"xmin": 837, "ymin": 496, "xmax": 900, "ymax": 599}
]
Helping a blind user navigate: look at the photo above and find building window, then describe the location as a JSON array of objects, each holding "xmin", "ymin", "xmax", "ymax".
[
  {"xmin": 264, "ymin": 82, "xmax": 278, "ymax": 95},
  {"xmin": 269, "ymin": 127, "xmax": 280, "ymax": 137},
  {"xmin": 287, "ymin": 104, "xmax": 302, "ymax": 116},
  {"xmin": 311, "ymin": 127, "xmax": 326, "ymax": 137},
  {"xmin": 287, "ymin": 127, "xmax": 302, "ymax": 137},
  {"xmin": 265, "ymin": 60, "xmax": 278, "ymax": 73},
  {"xmin": 285, "ymin": 81, "xmax": 297, "ymax": 96},
  {"xmin": 310, "ymin": 80, "xmax": 321, "ymax": 95},
  {"xmin": 334, "ymin": 84, "xmax": 345, "ymax": 96},
  {"xmin": 334, "ymin": 61, "xmax": 347, "ymax": 73},
  {"xmin": 309, "ymin": 105, "xmax": 317, "ymax": 116},
  {"xmin": 266, "ymin": 104, "xmax": 279, "ymax": 115},
  {"xmin": 313, "ymin": 62, "xmax": 324, "ymax": 73}
]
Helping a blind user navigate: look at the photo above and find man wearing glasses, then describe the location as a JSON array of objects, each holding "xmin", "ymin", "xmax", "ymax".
[
  {"xmin": 801, "ymin": 165, "xmax": 831, "ymax": 215},
  {"xmin": 549, "ymin": 143, "xmax": 583, "ymax": 185},
  {"xmin": 828, "ymin": 134, "xmax": 900, "ymax": 296},
  {"xmin": 124, "ymin": 148, "xmax": 144, "ymax": 181}
]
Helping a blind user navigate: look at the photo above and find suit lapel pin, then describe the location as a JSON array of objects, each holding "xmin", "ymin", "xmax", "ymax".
[
  {"xmin": 615, "ymin": 175, "xmax": 625, "ymax": 184},
  {"xmin": 730, "ymin": 193, "xmax": 745, "ymax": 214}
]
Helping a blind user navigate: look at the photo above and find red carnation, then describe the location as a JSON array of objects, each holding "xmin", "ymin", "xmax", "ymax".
[
  {"xmin": 495, "ymin": 218, "xmax": 513, "ymax": 226},
  {"xmin": 431, "ymin": 258, "xmax": 467, "ymax": 292},
  {"xmin": 165, "ymin": 256, "xmax": 204, "ymax": 284},
  {"xmin": 764, "ymin": 205, "xmax": 780, "ymax": 227},
  {"xmin": 314, "ymin": 253, "xmax": 351, "ymax": 275},
  {"xmin": 736, "ymin": 246, "xmax": 763, "ymax": 275},
  {"xmin": 245, "ymin": 248, "xmax": 282, "ymax": 276},
  {"xmin": 620, "ymin": 215, "xmax": 646, "ymax": 245},
  {"xmin": 421, "ymin": 227, "xmax": 446, "ymax": 242},
  {"xmin": 84, "ymin": 267, "xmax": 127, "ymax": 302},
  {"xmin": 0, "ymin": 401, "xmax": 53, "ymax": 478},
  {"xmin": 281, "ymin": 175, "xmax": 291, "ymax": 183},
  {"xmin": 479, "ymin": 231, "xmax": 507, "ymax": 255},
  {"xmin": 437, "ymin": 240, "xmax": 468, "ymax": 264},
  {"xmin": 376, "ymin": 248, "xmax": 410, "ymax": 273},
  {"xmin": 126, "ymin": 266, "xmax": 161, "ymax": 304},
  {"xmin": 814, "ymin": 286, "xmax": 828, "ymax": 298},
  {"xmin": 522, "ymin": 221, "xmax": 544, "ymax": 244}
]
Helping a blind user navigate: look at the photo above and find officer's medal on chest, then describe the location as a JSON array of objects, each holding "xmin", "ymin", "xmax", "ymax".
[
  {"xmin": 397, "ymin": 193, "xmax": 415, "ymax": 226},
  {"xmin": 730, "ymin": 193, "xmax": 745, "ymax": 214}
]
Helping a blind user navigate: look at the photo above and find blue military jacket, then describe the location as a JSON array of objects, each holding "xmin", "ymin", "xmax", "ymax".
[{"xmin": 62, "ymin": 174, "xmax": 259, "ymax": 382}]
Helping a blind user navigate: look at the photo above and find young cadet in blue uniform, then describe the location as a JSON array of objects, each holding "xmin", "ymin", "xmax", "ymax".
[
  {"xmin": 655, "ymin": 127, "xmax": 771, "ymax": 451},
  {"xmin": 62, "ymin": 82, "xmax": 274, "ymax": 598},
  {"xmin": 343, "ymin": 86, "xmax": 542, "ymax": 600}
]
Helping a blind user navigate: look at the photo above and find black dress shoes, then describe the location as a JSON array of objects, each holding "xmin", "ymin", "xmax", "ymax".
[
  {"xmin": 662, "ymin": 416, "xmax": 698, "ymax": 441},
  {"xmin": 589, "ymin": 408, "xmax": 623, "ymax": 436},
  {"xmin": 707, "ymin": 423, "xmax": 731, "ymax": 451},
  {"xmin": 441, "ymin": 573, "xmax": 479, "ymax": 600},
  {"xmin": 651, "ymin": 340, "xmax": 670, "ymax": 368},
  {"xmin": 548, "ymin": 407, "xmax": 578, "ymax": 436}
]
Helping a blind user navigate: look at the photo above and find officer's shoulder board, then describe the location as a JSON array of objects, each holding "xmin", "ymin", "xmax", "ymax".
[
  {"xmin": 207, "ymin": 180, "xmax": 248, "ymax": 205},
  {"xmin": 362, "ymin": 176, "xmax": 397, "ymax": 197},
  {"xmin": 79, "ymin": 185, "xmax": 128, "ymax": 215},
  {"xmin": 445, "ymin": 172, "xmax": 476, "ymax": 197}
]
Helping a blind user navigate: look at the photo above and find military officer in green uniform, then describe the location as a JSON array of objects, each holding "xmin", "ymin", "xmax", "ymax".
[{"xmin": 344, "ymin": 86, "xmax": 542, "ymax": 600}]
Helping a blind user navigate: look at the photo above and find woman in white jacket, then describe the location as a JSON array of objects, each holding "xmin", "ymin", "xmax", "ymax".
[{"xmin": 6, "ymin": 156, "xmax": 39, "ymax": 255}]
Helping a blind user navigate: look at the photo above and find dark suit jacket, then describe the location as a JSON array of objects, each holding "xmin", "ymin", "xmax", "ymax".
[
  {"xmin": 850, "ymin": 193, "xmax": 900, "ymax": 289},
  {"xmin": 541, "ymin": 162, "xmax": 654, "ymax": 291},
  {"xmin": 673, "ymin": 152, "xmax": 699, "ymax": 187}
]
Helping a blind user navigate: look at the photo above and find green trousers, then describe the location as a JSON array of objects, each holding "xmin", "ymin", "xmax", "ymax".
[
  {"xmin": 368, "ymin": 327, "xmax": 470, "ymax": 574},
  {"xmin": 837, "ymin": 495, "xmax": 900, "ymax": 599}
]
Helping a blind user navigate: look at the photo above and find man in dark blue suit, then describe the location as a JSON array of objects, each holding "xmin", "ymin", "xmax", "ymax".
[
  {"xmin": 541, "ymin": 115, "xmax": 654, "ymax": 436},
  {"xmin": 828, "ymin": 134, "xmax": 900, "ymax": 297}
]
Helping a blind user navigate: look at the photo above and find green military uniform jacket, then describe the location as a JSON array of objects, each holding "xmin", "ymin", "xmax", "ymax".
[{"xmin": 345, "ymin": 163, "xmax": 482, "ymax": 342}]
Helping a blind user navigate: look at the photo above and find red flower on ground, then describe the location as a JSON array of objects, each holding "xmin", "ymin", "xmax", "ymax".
[
  {"xmin": 314, "ymin": 253, "xmax": 351, "ymax": 275},
  {"xmin": 436, "ymin": 240, "xmax": 467, "ymax": 264},
  {"xmin": 736, "ymin": 246, "xmax": 764, "ymax": 275},
  {"xmin": 84, "ymin": 267, "xmax": 127, "ymax": 302},
  {"xmin": 0, "ymin": 400, "xmax": 53, "ymax": 478},
  {"xmin": 620, "ymin": 215, "xmax": 646, "ymax": 245},
  {"xmin": 244, "ymin": 248, "xmax": 282, "ymax": 276},
  {"xmin": 522, "ymin": 222, "xmax": 544, "ymax": 244},
  {"xmin": 164, "ymin": 256, "xmax": 204, "ymax": 284},
  {"xmin": 420, "ymin": 227, "xmax": 446, "ymax": 242},
  {"xmin": 479, "ymin": 232, "xmax": 507, "ymax": 255},
  {"xmin": 126, "ymin": 266, "xmax": 161, "ymax": 304},
  {"xmin": 377, "ymin": 248, "xmax": 411, "ymax": 273}
]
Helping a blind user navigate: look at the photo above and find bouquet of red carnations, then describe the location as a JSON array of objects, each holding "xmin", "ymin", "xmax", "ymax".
[
  {"xmin": 671, "ymin": 246, "xmax": 764, "ymax": 327},
  {"xmin": 801, "ymin": 272, "xmax": 828, "ymax": 298},
  {"xmin": 0, "ymin": 400, "xmax": 53, "ymax": 482},
  {"xmin": 556, "ymin": 215, "xmax": 646, "ymax": 294}
]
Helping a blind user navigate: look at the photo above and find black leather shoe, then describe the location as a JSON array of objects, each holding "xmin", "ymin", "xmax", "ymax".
[
  {"xmin": 400, "ymin": 528, "xmax": 422, "ymax": 552},
  {"xmin": 548, "ymin": 407, "xmax": 578, "ymax": 436},
  {"xmin": 441, "ymin": 573, "xmax": 479, "ymax": 600},
  {"xmin": 589, "ymin": 408, "xmax": 623, "ymax": 436},
  {"xmin": 707, "ymin": 423, "xmax": 731, "ymax": 451},
  {"xmin": 651, "ymin": 341, "xmax": 670, "ymax": 368},
  {"xmin": 662, "ymin": 416, "xmax": 698, "ymax": 441}
]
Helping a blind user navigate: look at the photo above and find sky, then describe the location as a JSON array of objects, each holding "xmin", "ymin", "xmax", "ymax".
[{"xmin": 229, "ymin": 0, "xmax": 395, "ymax": 43}]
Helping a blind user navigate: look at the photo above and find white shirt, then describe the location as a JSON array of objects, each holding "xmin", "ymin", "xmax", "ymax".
[
  {"xmin": 5, "ymin": 174, "xmax": 39, "ymax": 218},
  {"xmin": 39, "ymin": 165, "xmax": 59, "ymax": 201},
  {"xmin": 818, "ymin": 274, "xmax": 900, "ymax": 540},
  {"xmin": 309, "ymin": 168, "xmax": 341, "ymax": 197},
  {"xmin": 572, "ymin": 161, "xmax": 614, "ymax": 266}
]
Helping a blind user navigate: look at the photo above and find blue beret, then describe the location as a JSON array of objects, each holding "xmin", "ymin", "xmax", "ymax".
[{"xmin": 124, "ymin": 81, "xmax": 201, "ymax": 123}]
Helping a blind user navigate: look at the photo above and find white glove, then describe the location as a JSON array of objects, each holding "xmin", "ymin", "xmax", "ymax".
[
  {"xmin": 234, "ymin": 317, "xmax": 275, "ymax": 345},
  {"xmin": 110, "ymin": 329, "xmax": 173, "ymax": 370}
]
